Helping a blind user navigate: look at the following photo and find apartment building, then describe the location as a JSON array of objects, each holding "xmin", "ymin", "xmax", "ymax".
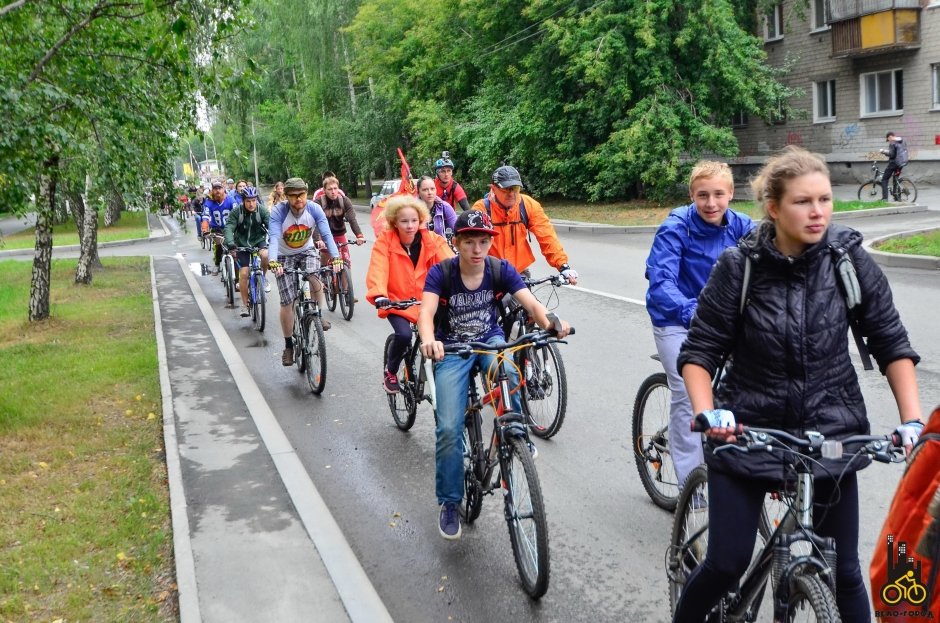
[{"xmin": 730, "ymin": 0, "xmax": 940, "ymax": 184}]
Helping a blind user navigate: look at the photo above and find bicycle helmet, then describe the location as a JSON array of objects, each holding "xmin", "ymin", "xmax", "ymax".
[
  {"xmin": 241, "ymin": 186, "xmax": 259, "ymax": 200},
  {"xmin": 491, "ymin": 165, "xmax": 522, "ymax": 188},
  {"xmin": 434, "ymin": 151, "xmax": 455, "ymax": 171},
  {"xmin": 283, "ymin": 177, "xmax": 308, "ymax": 193}
]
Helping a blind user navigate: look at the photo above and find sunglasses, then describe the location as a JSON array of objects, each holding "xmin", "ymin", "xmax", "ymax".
[{"xmin": 498, "ymin": 185, "xmax": 522, "ymax": 193}]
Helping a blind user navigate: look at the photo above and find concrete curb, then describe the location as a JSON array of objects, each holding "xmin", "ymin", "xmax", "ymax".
[
  {"xmin": 0, "ymin": 215, "xmax": 171, "ymax": 258},
  {"xmin": 831, "ymin": 204, "xmax": 928, "ymax": 220},
  {"xmin": 864, "ymin": 227, "xmax": 940, "ymax": 270},
  {"xmin": 150, "ymin": 257, "xmax": 202, "ymax": 623}
]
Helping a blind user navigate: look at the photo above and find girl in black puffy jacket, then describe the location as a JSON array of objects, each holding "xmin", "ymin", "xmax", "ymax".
[{"xmin": 673, "ymin": 146, "xmax": 925, "ymax": 623}]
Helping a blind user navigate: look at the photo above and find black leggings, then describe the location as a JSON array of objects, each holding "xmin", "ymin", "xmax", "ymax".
[
  {"xmin": 673, "ymin": 469, "xmax": 868, "ymax": 622},
  {"xmin": 385, "ymin": 314, "xmax": 412, "ymax": 374}
]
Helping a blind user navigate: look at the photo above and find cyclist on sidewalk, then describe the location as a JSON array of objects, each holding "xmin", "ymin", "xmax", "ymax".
[
  {"xmin": 470, "ymin": 165, "xmax": 579, "ymax": 284},
  {"xmin": 314, "ymin": 175, "xmax": 365, "ymax": 269},
  {"xmin": 201, "ymin": 179, "xmax": 236, "ymax": 275},
  {"xmin": 224, "ymin": 186, "xmax": 270, "ymax": 317},
  {"xmin": 365, "ymin": 195, "xmax": 453, "ymax": 393},
  {"xmin": 644, "ymin": 161, "xmax": 753, "ymax": 488},
  {"xmin": 268, "ymin": 177, "xmax": 342, "ymax": 366},
  {"xmin": 417, "ymin": 176, "xmax": 457, "ymax": 238},
  {"xmin": 433, "ymin": 152, "xmax": 471, "ymax": 211},
  {"xmin": 674, "ymin": 146, "xmax": 923, "ymax": 622},
  {"xmin": 418, "ymin": 209, "xmax": 570, "ymax": 541}
]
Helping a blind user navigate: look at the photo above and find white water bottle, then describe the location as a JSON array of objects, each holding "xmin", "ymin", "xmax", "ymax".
[{"xmin": 302, "ymin": 280, "xmax": 311, "ymax": 299}]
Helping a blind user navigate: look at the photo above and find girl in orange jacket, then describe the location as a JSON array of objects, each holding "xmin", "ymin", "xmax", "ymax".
[{"xmin": 366, "ymin": 195, "xmax": 454, "ymax": 393}]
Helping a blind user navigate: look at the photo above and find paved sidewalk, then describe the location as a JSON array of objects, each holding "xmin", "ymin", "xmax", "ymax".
[{"xmin": 152, "ymin": 255, "xmax": 391, "ymax": 623}]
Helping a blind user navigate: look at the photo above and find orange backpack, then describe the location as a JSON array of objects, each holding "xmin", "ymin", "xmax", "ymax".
[{"xmin": 870, "ymin": 407, "xmax": 940, "ymax": 621}]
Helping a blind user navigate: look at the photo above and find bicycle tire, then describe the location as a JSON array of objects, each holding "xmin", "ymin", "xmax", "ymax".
[
  {"xmin": 503, "ymin": 436, "xmax": 550, "ymax": 598},
  {"xmin": 339, "ymin": 267, "xmax": 354, "ymax": 321},
  {"xmin": 517, "ymin": 341, "xmax": 567, "ymax": 438},
  {"xmin": 460, "ymin": 413, "xmax": 484, "ymax": 523},
  {"xmin": 302, "ymin": 313, "xmax": 327, "ymax": 394},
  {"xmin": 252, "ymin": 272, "xmax": 265, "ymax": 332},
  {"xmin": 384, "ymin": 335, "xmax": 417, "ymax": 430},
  {"xmin": 632, "ymin": 372, "xmax": 679, "ymax": 511},
  {"xmin": 325, "ymin": 273, "xmax": 338, "ymax": 312},
  {"xmin": 668, "ymin": 465, "xmax": 709, "ymax": 615},
  {"xmin": 786, "ymin": 573, "xmax": 842, "ymax": 622},
  {"xmin": 857, "ymin": 181, "xmax": 881, "ymax": 203},
  {"xmin": 897, "ymin": 178, "xmax": 917, "ymax": 203}
]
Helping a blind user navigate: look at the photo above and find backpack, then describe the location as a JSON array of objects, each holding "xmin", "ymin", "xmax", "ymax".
[
  {"xmin": 870, "ymin": 406, "xmax": 940, "ymax": 620},
  {"xmin": 433, "ymin": 256, "xmax": 508, "ymax": 336},
  {"xmin": 483, "ymin": 196, "xmax": 531, "ymax": 241},
  {"xmin": 737, "ymin": 242, "xmax": 873, "ymax": 371},
  {"xmin": 894, "ymin": 140, "xmax": 910, "ymax": 167}
]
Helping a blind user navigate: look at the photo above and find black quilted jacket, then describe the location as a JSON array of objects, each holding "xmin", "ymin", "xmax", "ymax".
[{"xmin": 677, "ymin": 221, "xmax": 919, "ymax": 481}]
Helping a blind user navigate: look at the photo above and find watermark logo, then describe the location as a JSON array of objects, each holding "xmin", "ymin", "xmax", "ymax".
[{"xmin": 876, "ymin": 534, "xmax": 934, "ymax": 619}]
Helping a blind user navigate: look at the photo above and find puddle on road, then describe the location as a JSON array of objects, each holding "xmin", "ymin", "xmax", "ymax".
[{"xmin": 187, "ymin": 261, "xmax": 211, "ymax": 276}]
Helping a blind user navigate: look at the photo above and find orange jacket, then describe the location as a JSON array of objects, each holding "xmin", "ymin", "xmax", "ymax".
[
  {"xmin": 870, "ymin": 406, "xmax": 940, "ymax": 621},
  {"xmin": 365, "ymin": 228, "xmax": 454, "ymax": 323},
  {"xmin": 470, "ymin": 193, "xmax": 568, "ymax": 273}
]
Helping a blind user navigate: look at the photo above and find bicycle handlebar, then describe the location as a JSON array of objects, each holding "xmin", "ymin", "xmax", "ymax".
[
  {"xmin": 383, "ymin": 298, "xmax": 420, "ymax": 310},
  {"xmin": 336, "ymin": 240, "xmax": 368, "ymax": 248},
  {"xmin": 442, "ymin": 326, "xmax": 575, "ymax": 357},
  {"xmin": 523, "ymin": 274, "xmax": 569, "ymax": 288},
  {"xmin": 705, "ymin": 425, "xmax": 905, "ymax": 464}
]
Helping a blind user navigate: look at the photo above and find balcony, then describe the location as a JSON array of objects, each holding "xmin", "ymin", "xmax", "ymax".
[{"xmin": 828, "ymin": 0, "xmax": 921, "ymax": 58}]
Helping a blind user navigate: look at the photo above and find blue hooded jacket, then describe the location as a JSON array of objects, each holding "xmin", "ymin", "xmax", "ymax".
[{"xmin": 645, "ymin": 204, "xmax": 753, "ymax": 328}]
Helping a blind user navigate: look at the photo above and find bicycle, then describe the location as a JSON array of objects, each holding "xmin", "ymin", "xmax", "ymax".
[
  {"xmin": 235, "ymin": 246, "xmax": 266, "ymax": 332},
  {"xmin": 380, "ymin": 299, "xmax": 437, "ymax": 431},
  {"xmin": 632, "ymin": 354, "xmax": 679, "ymax": 511},
  {"xmin": 446, "ymin": 326, "xmax": 574, "ymax": 599},
  {"xmin": 501, "ymin": 273, "xmax": 569, "ymax": 438},
  {"xmin": 215, "ymin": 234, "xmax": 237, "ymax": 308},
  {"xmin": 857, "ymin": 161, "xmax": 918, "ymax": 203},
  {"xmin": 666, "ymin": 424, "xmax": 905, "ymax": 621},
  {"xmin": 323, "ymin": 240, "xmax": 365, "ymax": 321},
  {"xmin": 285, "ymin": 267, "xmax": 329, "ymax": 394}
]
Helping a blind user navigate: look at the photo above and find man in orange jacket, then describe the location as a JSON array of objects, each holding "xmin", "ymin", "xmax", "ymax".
[{"xmin": 470, "ymin": 165, "xmax": 579, "ymax": 284}]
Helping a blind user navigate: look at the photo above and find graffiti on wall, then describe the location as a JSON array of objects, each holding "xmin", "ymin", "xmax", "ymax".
[
  {"xmin": 836, "ymin": 123, "xmax": 861, "ymax": 148},
  {"xmin": 786, "ymin": 132, "xmax": 803, "ymax": 146}
]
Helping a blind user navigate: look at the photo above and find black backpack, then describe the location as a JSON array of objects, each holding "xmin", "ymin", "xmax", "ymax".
[
  {"xmin": 894, "ymin": 140, "xmax": 910, "ymax": 167},
  {"xmin": 433, "ymin": 256, "xmax": 509, "ymax": 336}
]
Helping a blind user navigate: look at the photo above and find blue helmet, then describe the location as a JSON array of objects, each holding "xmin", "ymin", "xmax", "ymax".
[
  {"xmin": 434, "ymin": 151, "xmax": 455, "ymax": 171},
  {"xmin": 240, "ymin": 186, "xmax": 259, "ymax": 200}
]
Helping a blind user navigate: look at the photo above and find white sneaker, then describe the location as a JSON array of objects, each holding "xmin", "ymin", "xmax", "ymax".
[
  {"xmin": 240, "ymin": 305, "xmax": 250, "ymax": 318},
  {"xmin": 264, "ymin": 279, "xmax": 271, "ymax": 293},
  {"xmin": 235, "ymin": 282, "xmax": 240, "ymax": 292}
]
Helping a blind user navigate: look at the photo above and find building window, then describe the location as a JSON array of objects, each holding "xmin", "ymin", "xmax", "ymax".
[
  {"xmin": 811, "ymin": 0, "xmax": 828, "ymax": 30},
  {"xmin": 730, "ymin": 111, "xmax": 749, "ymax": 127},
  {"xmin": 860, "ymin": 69, "xmax": 903, "ymax": 116},
  {"xmin": 814, "ymin": 80, "xmax": 836, "ymax": 122},
  {"xmin": 933, "ymin": 64, "xmax": 940, "ymax": 110},
  {"xmin": 764, "ymin": 4, "xmax": 783, "ymax": 41}
]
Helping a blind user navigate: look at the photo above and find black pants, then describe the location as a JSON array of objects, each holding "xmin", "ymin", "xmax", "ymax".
[
  {"xmin": 385, "ymin": 314, "xmax": 412, "ymax": 375},
  {"xmin": 881, "ymin": 163, "xmax": 900, "ymax": 200},
  {"xmin": 673, "ymin": 469, "xmax": 868, "ymax": 622}
]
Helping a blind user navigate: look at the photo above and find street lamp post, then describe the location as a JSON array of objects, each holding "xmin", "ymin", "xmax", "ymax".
[
  {"xmin": 251, "ymin": 116, "xmax": 259, "ymax": 189},
  {"xmin": 205, "ymin": 132, "xmax": 221, "ymax": 177}
]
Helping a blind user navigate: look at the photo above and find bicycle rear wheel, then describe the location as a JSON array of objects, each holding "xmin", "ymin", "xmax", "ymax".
[
  {"xmin": 787, "ymin": 573, "xmax": 841, "ymax": 622},
  {"xmin": 384, "ymin": 336, "xmax": 417, "ymax": 430},
  {"xmin": 302, "ymin": 313, "xmax": 327, "ymax": 394},
  {"xmin": 460, "ymin": 412, "xmax": 484, "ymax": 524},
  {"xmin": 251, "ymin": 272, "xmax": 265, "ymax": 332},
  {"xmin": 516, "ymin": 341, "xmax": 567, "ymax": 438},
  {"xmin": 503, "ymin": 436, "xmax": 550, "ymax": 599},
  {"xmin": 857, "ymin": 181, "xmax": 881, "ymax": 203},
  {"xmin": 223, "ymin": 257, "xmax": 235, "ymax": 308},
  {"xmin": 632, "ymin": 372, "xmax": 679, "ymax": 511},
  {"xmin": 338, "ymin": 267, "xmax": 355, "ymax": 321},
  {"xmin": 896, "ymin": 178, "xmax": 917, "ymax": 203}
]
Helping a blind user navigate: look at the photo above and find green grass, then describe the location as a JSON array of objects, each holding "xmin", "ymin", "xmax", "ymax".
[
  {"xmin": 1, "ymin": 210, "xmax": 151, "ymax": 250},
  {"xmin": 0, "ymin": 258, "xmax": 175, "ymax": 621},
  {"xmin": 540, "ymin": 198, "xmax": 891, "ymax": 226},
  {"xmin": 875, "ymin": 229, "xmax": 940, "ymax": 257}
]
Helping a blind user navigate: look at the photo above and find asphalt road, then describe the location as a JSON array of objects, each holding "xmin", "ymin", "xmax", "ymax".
[{"xmin": 32, "ymin": 204, "xmax": 940, "ymax": 621}]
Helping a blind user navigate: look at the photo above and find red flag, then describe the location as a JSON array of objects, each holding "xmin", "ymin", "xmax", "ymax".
[{"xmin": 371, "ymin": 148, "xmax": 416, "ymax": 237}]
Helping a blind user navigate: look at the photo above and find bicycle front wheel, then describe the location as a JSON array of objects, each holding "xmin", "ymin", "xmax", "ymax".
[
  {"xmin": 786, "ymin": 573, "xmax": 841, "ymax": 622},
  {"xmin": 857, "ymin": 181, "xmax": 881, "ymax": 203},
  {"xmin": 460, "ymin": 413, "xmax": 484, "ymax": 524},
  {"xmin": 384, "ymin": 336, "xmax": 417, "ymax": 431},
  {"xmin": 517, "ymin": 341, "xmax": 567, "ymax": 438},
  {"xmin": 897, "ymin": 178, "xmax": 917, "ymax": 203},
  {"xmin": 302, "ymin": 313, "xmax": 327, "ymax": 394},
  {"xmin": 667, "ymin": 465, "xmax": 709, "ymax": 615},
  {"xmin": 503, "ymin": 436, "xmax": 550, "ymax": 599},
  {"xmin": 251, "ymin": 272, "xmax": 265, "ymax": 332},
  {"xmin": 325, "ymin": 273, "xmax": 338, "ymax": 311},
  {"xmin": 338, "ymin": 267, "xmax": 355, "ymax": 321},
  {"xmin": 223, "ymin": 258, "xmax": 236, "ymax": 307},
  {"xmin": 632, "ymin": 372, "xmax": 679, "ymax": 511}
]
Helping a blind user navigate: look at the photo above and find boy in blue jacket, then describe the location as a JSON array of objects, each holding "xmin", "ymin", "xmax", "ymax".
[{"xmin": 644, "ymin": 161, "xmax": 753, "ymax": 487}]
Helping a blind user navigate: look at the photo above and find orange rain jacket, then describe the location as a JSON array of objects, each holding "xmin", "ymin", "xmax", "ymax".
[
  {"xmin": 870, "ymin": 406, "xmax": 940, "ymax": 621},
  {"xmin": 365, "ymin": 228, "xmax": 454, "ymax": 323},
  {"xmin": 470, "ymin": 193, "xmax": 569, "ymax": 274}
]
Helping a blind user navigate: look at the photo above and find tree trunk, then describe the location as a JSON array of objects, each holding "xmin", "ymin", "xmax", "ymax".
[
  {"xmin": 365, "ymin": 172, "xmax": 373, "ymax": 199},
  {"xmin": 71, "ymin": 189, "xmax": 101, "ymax": 283},
  {"xmin": 346, "ymin": 168, "xmax": 357, "ymax": 198},
  {"xmin": 29, "ymin": 156, "xmax": 58, "ymax": 322},
  {"xmin": 104, "ymin": 188, "xmax": 122, "ymax": 226}
]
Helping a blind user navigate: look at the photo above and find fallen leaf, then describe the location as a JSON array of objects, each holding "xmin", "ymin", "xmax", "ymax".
[
  {"xmin": 438, "ymin": 586, "xmax": 444, "ymax": 592},
  {"xmin": 389, "ymin": 521, "xmax": 396, "ymax": 527},
  {"xmin": 37, "ymin": 461, "xmax": 49, "ymax": 469},
  {"xmin": 135, "ymin": 395, "xmax": 142, "ymax": 401},
  {"xmin": 124, "ymin": 410, "xmax": 133, "ymax": 416},
  {"xmin": 393, "ymin": 512, "xmax": 401, "ymax": 518},
  {"xmin": 116, "ymin": 552, "xmax": 126, "ymax": 561},
  {"xmin": 147, "ymin": 412, "xmax": 157, "ymax": 420}
]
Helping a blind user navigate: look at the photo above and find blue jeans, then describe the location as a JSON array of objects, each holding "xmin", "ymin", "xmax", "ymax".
[{"xmin": 434, "ymin": 336, "xmax": 521, "ymax": 505}]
